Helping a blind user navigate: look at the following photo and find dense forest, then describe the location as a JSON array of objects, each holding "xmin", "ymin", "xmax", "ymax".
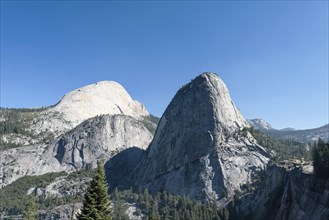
[{"xmin": 0, "ymin": 169, "xmax": 230, "ymax": 220}]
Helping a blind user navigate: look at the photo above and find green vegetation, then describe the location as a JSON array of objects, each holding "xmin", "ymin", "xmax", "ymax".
[
  {"xmin": 242, "ymin": 127, "xmax": 311, "ymax": 161},
  {"xmin": 312, "ymin": 139, "xmax": 329, "ymax": 179},
  {"xmin": 1, "ymin": 168, "xmax": 230, "ymax": 220},
  {"xmin": 0, "ymin": 107, "xmax": 57, "ymax": 150},
  {"xmin": 77, "ymin": 161, "xmax": 112, "ymax": 220},
  {"xmin": 140, "ymin": 114, "xmax": 160, "ymax": 135},
  {"xmin": 24, "ymin": 195, "xmax": 37, "ymax": 220},
  {"xmin": 0, "ymin": 107, "xmax": 45, "ymax": 135},
  {"xmin": 111, "ymin": 188, "xmax": 225, "ymax": 220},
  {"xmin": 0, "ymin": 171, "xmax": 67, "ymax": 214},
  {"xmin": 66, "ymin": 168, "xmax": 95, "ymax": 180}
]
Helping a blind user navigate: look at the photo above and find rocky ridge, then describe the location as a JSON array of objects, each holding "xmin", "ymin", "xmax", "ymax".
[{"xmin": 248, "ymin": 118, "xmax": 329, "ymax": 143}]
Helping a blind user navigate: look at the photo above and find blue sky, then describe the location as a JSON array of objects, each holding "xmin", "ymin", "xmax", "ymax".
[{"xmin": 1, "ymin": 1, "xmax": 328, "ymax": 129}]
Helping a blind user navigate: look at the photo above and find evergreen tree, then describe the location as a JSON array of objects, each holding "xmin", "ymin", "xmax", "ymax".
[
  {"xmin": 24, "ymin": 195, "xmax": 37, "ymax": 220},
  {"xmin": 222, "ymin": 208, "xmax": 230, "ymax": 220},
  {"xmin": 77, "ymin": 160, "xmax": 112, "ymax": 220},
  {"xmin": 150, "ymin": 198, "xmax": 160, "ymax": 220},
  {"xmin": 312, "ymin": 139, "xmax": 329, "ymax": 179}
]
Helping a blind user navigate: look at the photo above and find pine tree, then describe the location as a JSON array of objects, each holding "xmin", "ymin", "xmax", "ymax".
[
  {"xmin": 150, "ymin": 198, "xmax": 160, "ymax": 220},
  {"xmin": 222, "ymin": 208, "xmax": 230, "ymax": 220},
  {"xmin": 24, "ymin": 195, "xmax": 37, "ymax": 220},
  {"xmin": 77, "ymin": 160, "xmax": 112, "ymax": 220},
  {"xmin": 312, "ymin": 139, "xmax": 329, "ymax": 179}
]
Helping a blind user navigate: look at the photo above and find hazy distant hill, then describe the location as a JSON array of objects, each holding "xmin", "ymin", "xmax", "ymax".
[
  {"xmin": 248, "ymin": 119, "xmax": 328, "ymax": 143},
  {"xmin": 264, "ymin": 124, "xmax": 329, "ymax": 143}
]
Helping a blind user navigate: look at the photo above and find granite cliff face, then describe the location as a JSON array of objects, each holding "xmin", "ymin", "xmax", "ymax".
[
  {"xmin": 234, "ymin": 164, "xmax": 329, "ymax": 220},
  {"xmin": 110, "ymin": 72, "xmax": 270, "ymax": 202},
  {"xmin": 275, "ymin": 168, "xmax": 329, "ymax": 220},
  {"xmin": 45, "ymin": 114, "xmax": 153, "ymax": 170}
]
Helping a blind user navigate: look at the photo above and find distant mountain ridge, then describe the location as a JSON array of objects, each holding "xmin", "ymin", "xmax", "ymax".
[
  {"xmin": 265, "ymin": 124, "xmax": 329, "ymax": 143},
  {"xmin": 248, "ymin": 119, "xmax": 273, "ymax": 130},
  {"xmin": 248, "ymin": 118, "xmax": 329, "ymax": 142}
]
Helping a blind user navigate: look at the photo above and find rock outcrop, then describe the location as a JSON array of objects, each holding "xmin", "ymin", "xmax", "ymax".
[
  {"xmin": 234, "ymin": 164, "xmax": 329, "ymax": 220},
  {"xmin": 109, "ymin": 72, "xmax": 270, "ymax": 202},
  {"xmin": 45, "ymin": 114, "xmax": 153, "ymax": 169},
  {"xmin": 0, "ymin": 114, "xmax": 153, "ymax": 188},
  {"xmin": 275, "ymin": 168, "xmax": 329, "ymax": 220},
  {"xmin": 248, "ymin": 118, "xmax": 273, "ymax": 130}
]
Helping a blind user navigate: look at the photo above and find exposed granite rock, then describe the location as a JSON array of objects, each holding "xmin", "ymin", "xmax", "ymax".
[
  {"xmin": 0, "ymin": 114, "xmax": 153, "ymax": 188},
  {"xmin": 275, "ymin": 168, "xmax": 329, "ymax": 220},
  {"xmin": 248, "ymin": 118, "xmax": 273, "ymax": 130},
  {"xmin": 109, "ymin": 72, "xmax": 270, "ymax": 202},
  {"xmin": 0, "ymin": 144, "xmax": 57, "ymax": 187},
  {"xmin": 48, "ymin": 81, "xmax": 149, "ymax": 129},
  {"xmin": 44, "ymin": 114, "xmax": 153, "ymax": 170},
  {"xmin": 27, "ymin": 176, "xmax": 91, "ymax": 198},
  {"xmin": 0, "ymin": 80, "xmax": 149, "ymax": 147},
  {"xmin": 234, "ymin": 164, "xmax": 329, "ymax": 220},
  {"xmin": 233, "ymin": 164, "xmax": 286, "ymax": 220},
  {"xmin": 38, "ymin": 203, "xmax": 82, "ymax": 220}
]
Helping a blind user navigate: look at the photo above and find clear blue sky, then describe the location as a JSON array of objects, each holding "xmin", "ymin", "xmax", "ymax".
[{"xmin": 1, "ymin": 1, "xmax": 328, "ymax": 130}]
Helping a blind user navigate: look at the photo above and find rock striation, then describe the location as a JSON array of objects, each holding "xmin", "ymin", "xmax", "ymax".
[
  {"xmin": 0, "ymin": 114, "xmax": 153, "ymax": 187},
  {"xmin": 275, "ymin": 168, "xmax": 329, "ymax": 220},
  {"xmin": 110, "ymin": 72, "xmax": 270, "ymax": 202},
  {"xmin": 234, "ymin": 164, "xmax": 329, "ymax": 220},
  {"xmin": 45, "ymin": 114, "xmax": 153, "ymax": 169}
]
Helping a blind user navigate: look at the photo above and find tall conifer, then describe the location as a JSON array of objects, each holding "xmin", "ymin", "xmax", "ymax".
[{"xmin": 77, "ymin": 160, "xmax": 112, "ymax": 220}]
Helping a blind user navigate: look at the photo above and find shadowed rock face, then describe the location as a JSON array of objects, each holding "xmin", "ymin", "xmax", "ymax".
[
  {"xmin": 108, "ymin": 72, "xmax": 270, "ymax": 202},
  {"xmin": 234, "ymin": 165, "xmax": 329, "ymax": 220},
  {"xmin": 105, "ymin": 147, "xmax": 145, "ymax": 190}
]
